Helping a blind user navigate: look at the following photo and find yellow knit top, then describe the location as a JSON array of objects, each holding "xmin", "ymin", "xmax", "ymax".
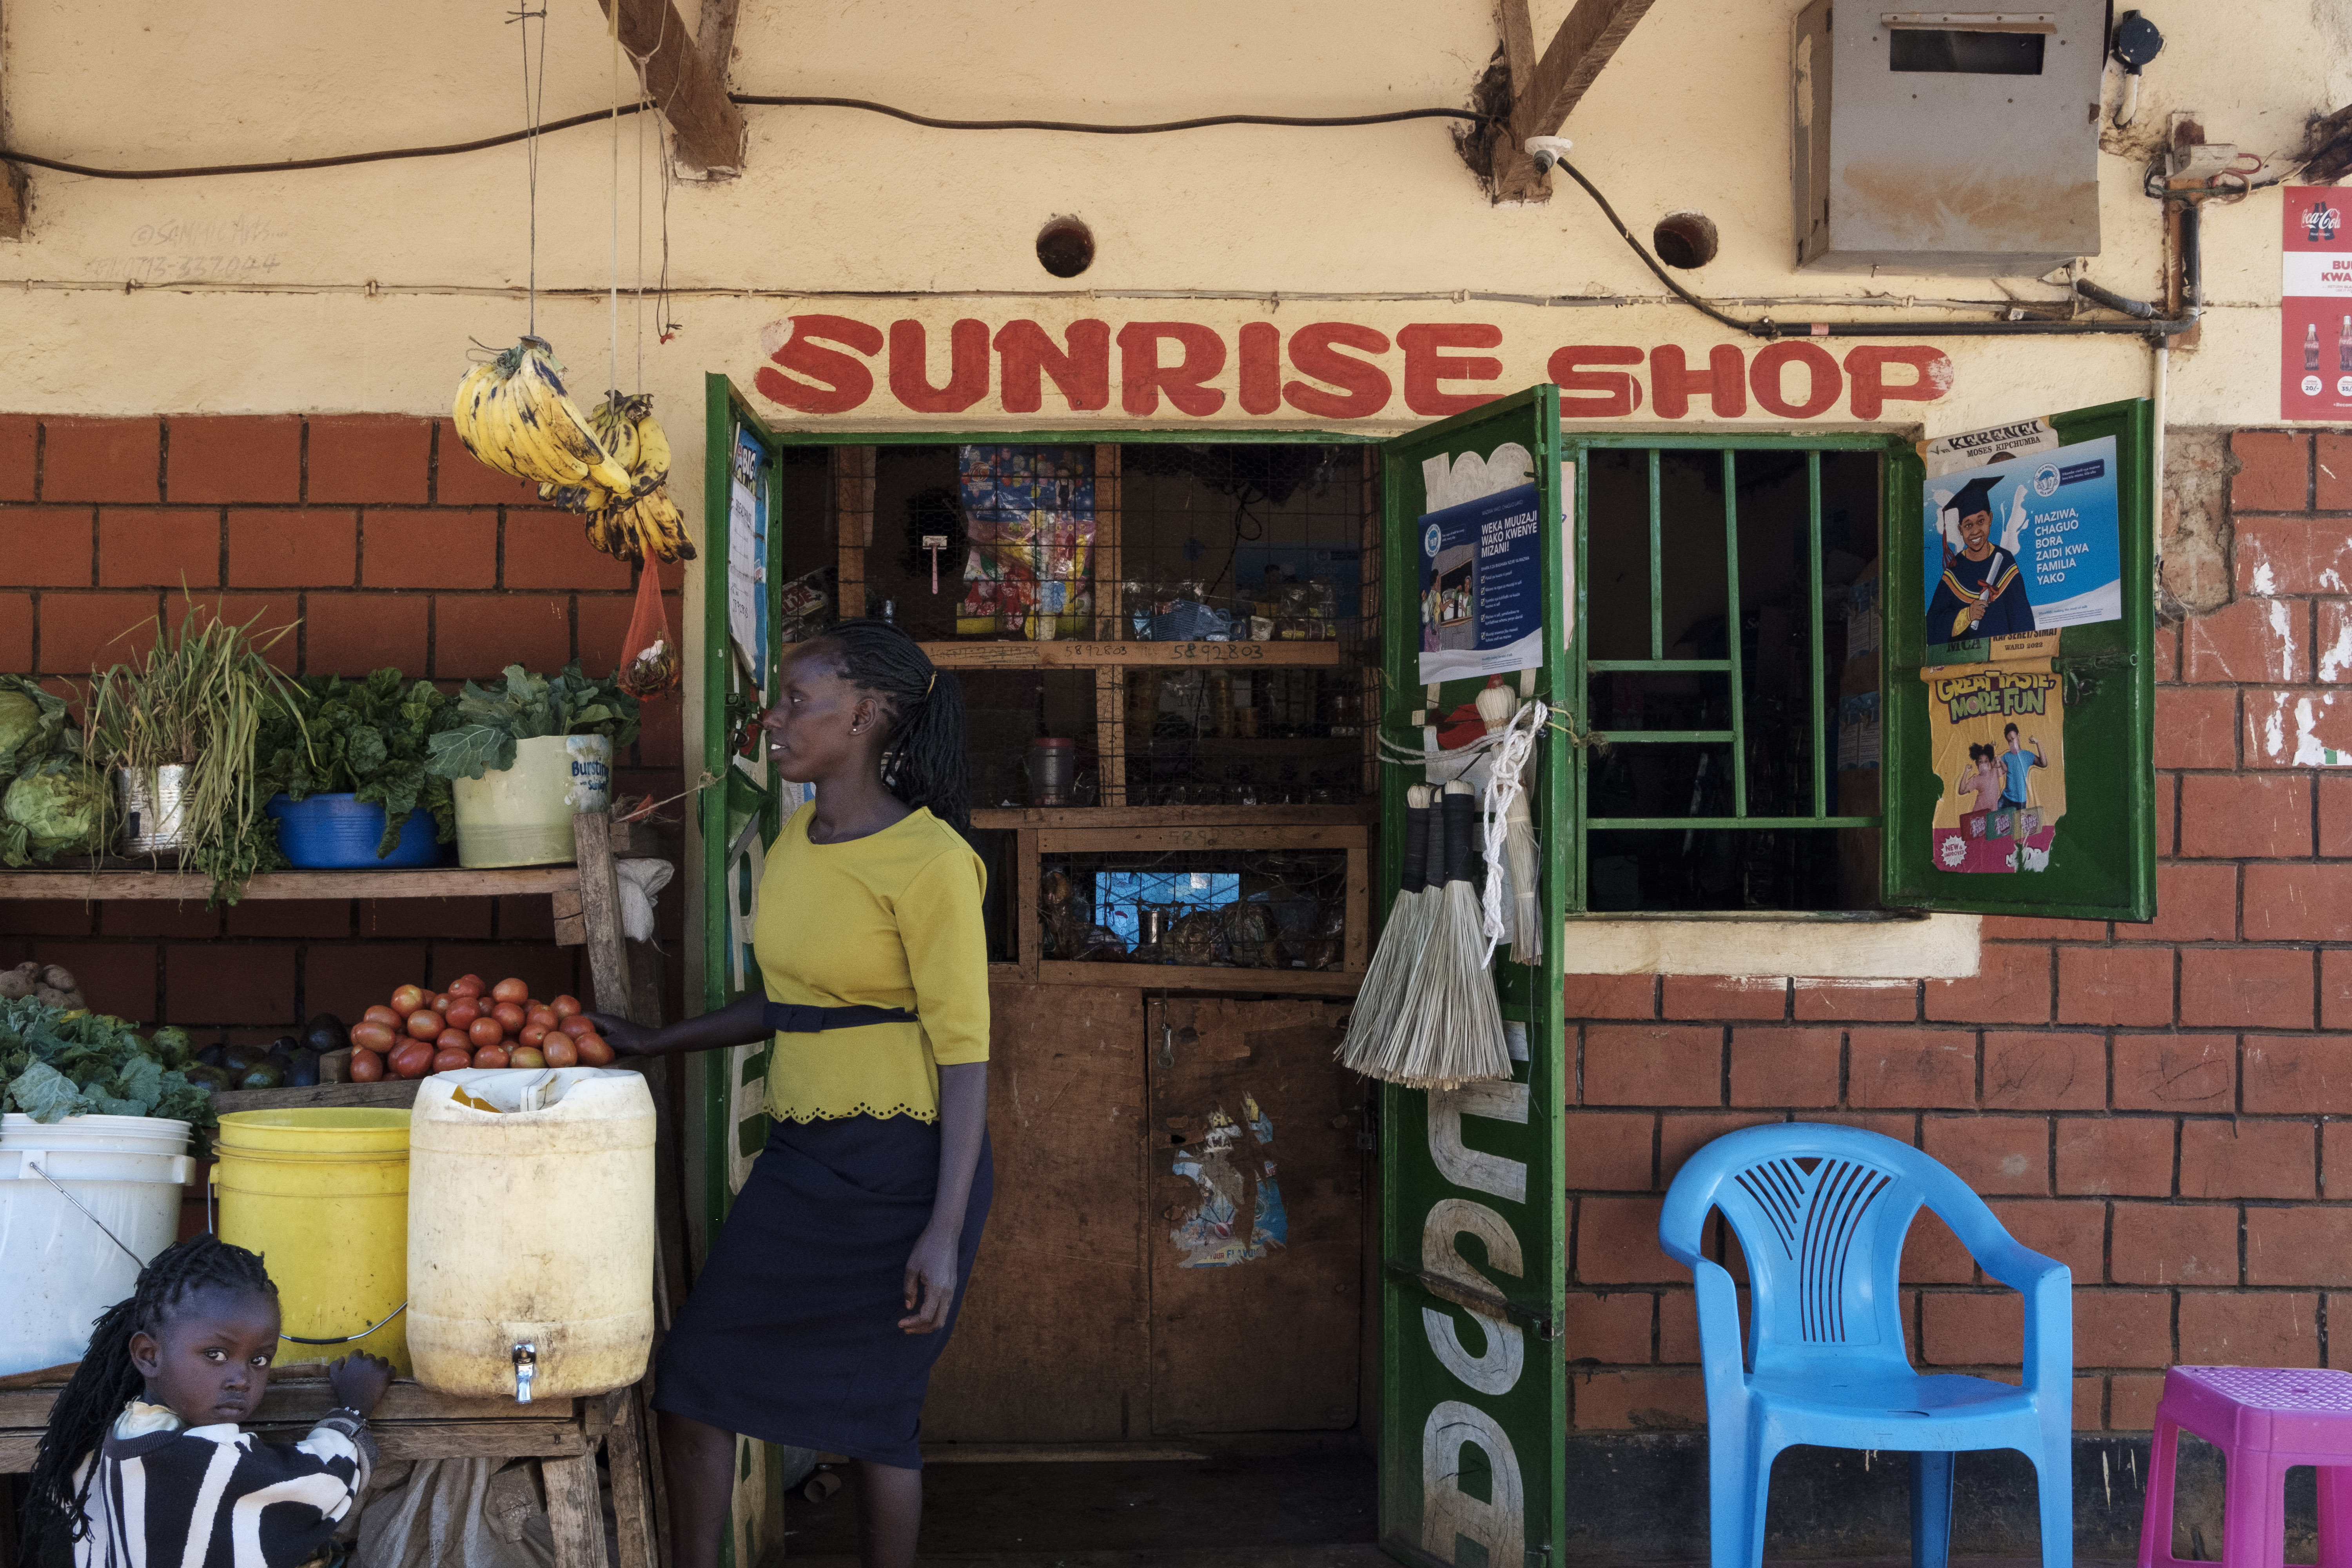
[{"xmin": 753, "ymin": 802, "xmax": 991, "ymax": 1123}]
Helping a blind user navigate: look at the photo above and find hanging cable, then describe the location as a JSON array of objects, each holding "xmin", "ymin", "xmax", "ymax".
[{"xmin": 508, "ymin": 3, "xmax": 548, "ymax": 337}]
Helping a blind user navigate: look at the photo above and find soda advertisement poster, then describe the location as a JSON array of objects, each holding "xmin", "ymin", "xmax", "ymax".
[
  {"xmin": 1415, "ymin": 482, "xmax": 1544, "ymax": 684},
  {"xmin": 1921, "ymin": 662, "xmax": 2067, "ymax": 875},
  {"xmin": 2283, "ymin": 185, "xmax": 2352, "ymax": 420},
  {"xmin": 1919, "ymin": 437, "xmax": 2121, "ymax": 654}
]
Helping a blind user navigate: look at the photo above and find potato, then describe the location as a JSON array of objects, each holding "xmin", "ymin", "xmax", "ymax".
[
  {"xmin": 13, "ymin": 960, "xmax": 36, "ymax": 977},
  {"xmin": 39, "ymin": 965, "xmax": 76, "ymax": 992},
  {"xmin": 33, "ymin": 984, "xmax": 69, "ymax": 1006},
  {"xmin": 0, "ymin": 971, "xmax": 27, "ymax": 999}
]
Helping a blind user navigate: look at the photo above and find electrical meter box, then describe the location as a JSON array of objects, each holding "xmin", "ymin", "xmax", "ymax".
[{"xmin": 1793, "ymin": 2, "xmax": 2105, "ymax": 274}]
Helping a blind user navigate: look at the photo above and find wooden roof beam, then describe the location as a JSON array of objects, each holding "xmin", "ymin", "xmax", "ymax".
[
  {"xmin": 1492, "ymin": 0, "xmax": 1658, "ymax": 203},
  {"xmin": 597, "ymin": 0, "xmax": 746, "ymax": 175}
]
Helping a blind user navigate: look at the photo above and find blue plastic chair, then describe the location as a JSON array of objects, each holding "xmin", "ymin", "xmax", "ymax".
[{"xmin": 1659, "ymin": 1123, "xmax": 2072, "ymax": 1568}]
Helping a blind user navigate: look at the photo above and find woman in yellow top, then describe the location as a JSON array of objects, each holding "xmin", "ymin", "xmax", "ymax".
[{"xmin": 590, "ymin": 620, "xmax": 990, "ymax": 1568}]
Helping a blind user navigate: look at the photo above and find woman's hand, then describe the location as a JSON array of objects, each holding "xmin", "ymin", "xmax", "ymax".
[
  {"xmin": 327, "ymin": 1352, "xmax": 395, "ymax": 1417},
  {"xmin": 585, "ymin": 1012, "xmax": 662, "ymax": 1057},
  {"xmin": 898, "ymin": 1226, "xmax": 961, "ymax": 1334}
]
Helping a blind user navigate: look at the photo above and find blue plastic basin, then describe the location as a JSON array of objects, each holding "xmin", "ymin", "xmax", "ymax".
[{"xmin": 267, "ymin": 793, "xmax": 442, "ymax": 869}]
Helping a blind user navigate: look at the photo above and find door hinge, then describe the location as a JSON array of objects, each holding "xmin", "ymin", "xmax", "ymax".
[{"xmin": 1384, "ymin": 1260, "xmax": 1556, "ymax": 1337}]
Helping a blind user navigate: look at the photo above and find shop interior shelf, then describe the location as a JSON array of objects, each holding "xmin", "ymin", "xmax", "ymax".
[
  {"xmin": 920, "ymin": 639, "xmax": 1346, "ymax": 670},
  {"xmin": 0, "ymin": 864, "xmax": 580, "ymax": 901}
]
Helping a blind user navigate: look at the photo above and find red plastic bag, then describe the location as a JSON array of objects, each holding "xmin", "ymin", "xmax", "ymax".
[{"xmin": 617, "ymin": 568, "xmax": 680, "ymax": 698}]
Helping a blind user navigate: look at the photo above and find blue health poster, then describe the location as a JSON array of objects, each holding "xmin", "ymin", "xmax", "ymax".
[
  {"xmin": 1921, "ymin": 435, "xmax": 2120, "ymax": 650},
  {"xmin": 1416, "ymin": 482, "xmax": 1545, "ymax": 683}
]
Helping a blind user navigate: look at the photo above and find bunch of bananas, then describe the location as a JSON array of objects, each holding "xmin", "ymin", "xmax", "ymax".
[
  {"xmin": 574, "ymin": 394, "xmax": 696, "ymax": 564},
  {"xmin": 451, "ymin": 337, "xmax": 637, "ymax": 498}
]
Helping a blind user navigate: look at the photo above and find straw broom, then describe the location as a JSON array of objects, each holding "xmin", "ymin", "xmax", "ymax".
[
  {"xmin": 1387, "ymin": 781, "xmax": 1513, "ymax": 1089},
  {"xmin": 1338, "ymin": 784, "xmax": 1437, "ymax": 1077}
]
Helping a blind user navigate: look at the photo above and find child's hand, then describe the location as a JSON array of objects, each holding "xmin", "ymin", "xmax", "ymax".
[{"xmin": 327, "ymin": 1352, "xmax": 394, "ymax": 1417}]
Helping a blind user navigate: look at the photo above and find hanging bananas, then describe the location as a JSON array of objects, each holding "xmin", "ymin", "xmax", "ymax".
[
  {"xmin": 450, "ymin": 338, "xmax": 636, "ymax": 497},
  {"xmin": 571, "ymin": 392, "xmax": 695, "ymax": 564}
]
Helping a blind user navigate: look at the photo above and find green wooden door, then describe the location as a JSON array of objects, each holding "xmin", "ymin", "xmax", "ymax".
[{"xmin": 1376, "ymin": 385, "xmax": 1572, "ymax": 1568}]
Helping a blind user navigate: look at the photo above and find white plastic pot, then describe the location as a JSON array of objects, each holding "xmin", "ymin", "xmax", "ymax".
[
  {"xmin": 452, "ymin": 734, "xmax": 613, "ymax": 868},
  {"xmin": 0, "ymin": 1113, "xmax": 196, "ymax": 1376}
]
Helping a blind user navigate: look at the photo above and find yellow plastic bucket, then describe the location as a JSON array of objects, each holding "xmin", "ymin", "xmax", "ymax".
[{"xmin": 212, "ymin": 1109, "xmax": 412, "ymax": 1374}]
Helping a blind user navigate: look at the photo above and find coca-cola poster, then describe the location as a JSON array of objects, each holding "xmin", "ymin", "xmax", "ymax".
[{"xmin": 2283, "ymin": 185, "xmax": 2352, "ymax": 420}]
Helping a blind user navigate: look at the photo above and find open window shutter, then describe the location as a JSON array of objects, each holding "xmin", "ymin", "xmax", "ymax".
[
  {"xmin": 1883, "ymin": 397, "xmax": 2156, "ymax": 920},
  {"xmin": 1373, "ymin": 385, "xmax": 1570, "ymax": 1568}
]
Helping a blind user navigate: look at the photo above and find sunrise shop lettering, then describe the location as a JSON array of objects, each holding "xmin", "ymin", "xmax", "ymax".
[
  {"xmin": 755, "ymin": 314, "xmax": 1955, "ymax": 422},
  {"xmin": 1933, "ymin": 670, "xmax": 2059, "ymax": 722}
]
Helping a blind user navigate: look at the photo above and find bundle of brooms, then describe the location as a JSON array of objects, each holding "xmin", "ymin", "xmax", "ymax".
[{"xmin": 1338, "ymin": 780, "xmax": 1513, "ymax": 1089}]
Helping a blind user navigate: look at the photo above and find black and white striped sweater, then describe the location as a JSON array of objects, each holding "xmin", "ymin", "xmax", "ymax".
[{"xmin": 71, "ymin": 1403, "xmax": 376, "ymax": 1568}]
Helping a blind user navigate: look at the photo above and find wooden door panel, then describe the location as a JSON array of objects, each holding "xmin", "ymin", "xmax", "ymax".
[
  {"xmin": 925, "ymin": 984, "xmax": 1150, "ymax": 1442},
  {"xmin": 1145, "ymin": 998, "xmax": 1364, "ymax": 1435}
]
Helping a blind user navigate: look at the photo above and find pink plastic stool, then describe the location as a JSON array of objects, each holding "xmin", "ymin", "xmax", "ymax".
[{"xmin": 2140, "ymin": 1367, "xmax": 2352, "ymax": 1568}]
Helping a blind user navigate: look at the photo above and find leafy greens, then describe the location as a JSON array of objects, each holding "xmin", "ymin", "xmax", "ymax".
[
  {"xmin": 425, "ymin": 661, "xmax": 642, "ymax": 782},
  {"xmin": 257, "ymin": 669, "xmax": 461, "ymax": 859},
  {"xmin": 0, "ymin": 998, "xmax": 217, "ymax": 1143}
]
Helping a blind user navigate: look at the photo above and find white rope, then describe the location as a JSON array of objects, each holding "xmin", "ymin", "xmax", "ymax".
[{"xmin": 1477, "ymin": 699, "xmax": 1546, "ymax": 962}]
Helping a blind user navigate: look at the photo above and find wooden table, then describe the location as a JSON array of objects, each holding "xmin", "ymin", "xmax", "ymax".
[{"xmin": 0, "ymin": 1374, "xmax": 662, "ymax": 1568}]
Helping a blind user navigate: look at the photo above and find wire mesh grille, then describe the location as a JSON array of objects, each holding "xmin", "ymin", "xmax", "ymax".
[{"xmin": 1039, "ymin": 848, "xmax": 1350, "ymax": 971}]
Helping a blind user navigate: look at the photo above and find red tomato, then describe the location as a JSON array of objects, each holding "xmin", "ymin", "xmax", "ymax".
[
  {"xmin": 434, "ymin": 1027, "xmax": 469, "ymax": 1052},
  {"xmin": 350, "ymin": 1020, "xmax": 398, "ymax": 1053},
  {"xmin": 492, "ymin": 976, "xmax": 530, "ymax": 1005},
  {"xmin": 541, "ymin": 1036, "xmax": 579, "ymax": 1069},
  {"xmin": 406, "ymin": 1009, "xmax": 445, "ymax": 1041},
  {"xmin": 559, "ymin": 1015, "xmax": 598, "ymax": 1041},
  {"xmin": 525, "ymin": 1007, "xmax": 559, "ymax": 1032},
  {"xmin": 363, "ymin": 1004, "xmax": 402, "ymax": 1029},
  {"xmin": 508, "ymin": 1045, "xmax": 548, "ymax": 1069},
  {"xmin": 348, "ymin": 1047, "xmax": 385, "ymax": 1083},
  {"xmin": 390, "ymin": 1040, "xmax": 434, "ymax": 1079},
  {"xmin": 389, "ymin": 984, "xmax": 425, "ymax": 1017},
  {"xmin": 432, "ymin": 1047, "xmax": 473, "ymax": 1074},
  {"xmin": 518, "ymin": 1022, "xmax": 549, "ymax": 1047},
  {"xmin": 573, "ymin": 1033, "xmax": 614, "ymax": 1067},
  {"xmin": 430, "ymin": 992, "xmax": 454, "ymax": 1014},
  {"xmin": 472, "ymin": 1044, "xmax": 511, "ymax": 1070},
  {"xmin": 468, "ymin": 1015, "xmax": 504, "ymax": 1049},
  {"xmin": 443, "ymin": 999, "xmax": 482, "ymax": 1030},
  {"xmin": 447, "ymin": 974, "xmax": 487, "ymax": 999},
  {"xmin": 550, "ymin": 995, "xmax": 583, "ymax": 1019},
  {"xmin": 491, "ymin": 1001, "xmax": 528, "ymax": 1033}
]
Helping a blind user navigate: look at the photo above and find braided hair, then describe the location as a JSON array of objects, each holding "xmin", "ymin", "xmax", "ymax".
[
  {"xmin": 813, "ymin": 619, "xmax": 971, "ymax": 835},
  {"xmin": 20, "ymin": 1236, "xmax": 278, "ymax": 1558}
]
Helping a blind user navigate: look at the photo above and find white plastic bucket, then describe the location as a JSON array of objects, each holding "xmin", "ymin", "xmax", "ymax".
[
  {"xmin": 452, "ymin": 734, "xmax": 613, "ymax": 868},
  {"xmin": 0, "ymin": 1113, "xmax": 196, "ymax": 1376}
]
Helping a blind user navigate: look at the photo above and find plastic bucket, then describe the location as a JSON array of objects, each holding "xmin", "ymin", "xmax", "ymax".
[
  {"xmin": 268, "ymin": 793, "xmax": 442, "ymax": 869},
  {"xmin": 452, "ymin": 735, "xmax": 613, "ymax": 869},
  {"xmin": 212, "ymin": 1109, "xmax": 412, "ymax": 1373},
  {"xmin": 0, "ymin": 1113, "xmax": 196, "ymax": 1376}
]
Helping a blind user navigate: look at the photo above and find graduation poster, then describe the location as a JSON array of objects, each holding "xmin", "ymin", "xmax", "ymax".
[
  {"xmin": 1920, "ymin": 436, "xmax": 2121, "ymax": 653},
  {"xmin": 1922, "ymin": 662, "xmax": 2066, "ymax": 875},
  {"xmin": 1415, "ymin": 482, "xmax": 1544, "ymax": 684}
]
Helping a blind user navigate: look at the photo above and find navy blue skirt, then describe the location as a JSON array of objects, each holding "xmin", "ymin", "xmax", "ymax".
[{"xmin": 653, "ymin": 1114, "xmax": 993, "ymax": 1468}]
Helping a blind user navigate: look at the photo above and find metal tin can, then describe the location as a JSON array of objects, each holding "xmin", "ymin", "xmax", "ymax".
[{"xmin": 116, "ymin": 764, "xmax": 193, "ymax": 856}]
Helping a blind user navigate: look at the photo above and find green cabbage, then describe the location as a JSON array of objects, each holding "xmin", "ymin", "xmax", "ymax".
[
  {"xmin": 0, "ymin": 676, "xmax": 69, "ymax": 782},
  {"xmin": 1, "ymin": 756, "xmax": 109, "ymax": 866}
]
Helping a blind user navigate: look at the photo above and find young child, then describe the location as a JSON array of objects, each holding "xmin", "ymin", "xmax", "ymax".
[{"xmin": 19, "ymin": 1234, "xmax": 394, "ymax": 1568}]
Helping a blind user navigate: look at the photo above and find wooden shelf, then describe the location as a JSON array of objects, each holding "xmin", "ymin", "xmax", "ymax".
[
  {"xmin": 1030, "ymin": 961, "xmax": 1359, "ymax": 996},
  {"xmin": 921, "ymin": 639, "xmax": 1344, "ymax": 670},
  {"xmin": 0, "ymin": 865, "xmax": 579, "ymax": 902},
  {"xmin": 1038, "ymin": 823, "xmax": 1366, "ymax": 855},
  {"xmin": 973, "ymin": 804, "xmax": 1373, "ymax": 830}
]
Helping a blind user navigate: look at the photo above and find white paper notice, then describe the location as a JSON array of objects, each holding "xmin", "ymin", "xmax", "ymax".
[{"xmin": 727, "ymin": 476, "xmax": 761, "ymax": 687}]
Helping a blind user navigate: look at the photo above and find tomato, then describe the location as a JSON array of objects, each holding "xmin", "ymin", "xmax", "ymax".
[
  {"xmin": 403, "ymin": 1009, "xmax": 442, "ymax": 1041},
  {"xmin": 573, "ymin": 1032, "xmax": 614, "ymax": 1067},
  {"xmin": 348, "ymin": 1020, "xmax": 395, "ymax": 1053},
  {"xmin": 441, "ymin": 999, "xmax": 480, "ymax": 1031},
  {"xmin": 550, "ymin": 995, "xmax": 583, "ymax": 1019},
  {"xmin": 516, "ymin": 1022, "xmax": 547, "ymax": 1047},
  {"xmin": 389, "ymin": 984, "xmax": 426, "ymax": 1017},
  {"xmin": 432, "ymin": 1046, "xmax": 473, "ymax": 1073},
  {"xmin": 525, "ymin": 1007, "xmax": 559, "ymax": 1032},
  {"xmin": 390, "ymin": 1040, "xmax": 434, "ymax": 1079},
  {"xmin": 430, "ymin": 992, "xmax": 454, "ymax": 1014},
  {"xmin": 472, "ymin": 1044, "xmax": 511, "ymax": 1070},
  {"xmin": 348, "ymin": 1047, "xmax": 385, "ymax": 1083},
  {"xmin": 509, "ymin": 1045, "xmax": 547, "ymax": 1069},
  {"xmin": 541, "ymin": 1036, "xmax": 579, "ymax": 1069},
  {"xmin": 468, "ymin": 1015, "xmax": 504, "ymax": 1049},
  {"xmin": 559, "ymin": 1014, "xmax": 598, "ymax": 1040},
  {"xmin": 492, "ymin": 976, "xmax": 530, "ymax": 1005},
  {"xmin": 447, "ymin": 974, "xmax": 487, "ymax": 999},
  {"xmin": 363, "ymin": 1005, "xmax": 402, "ymax": 1029},
  {"xmin": 491, "ymin": 1001, "xmax": 528, "ymax": 1033}
]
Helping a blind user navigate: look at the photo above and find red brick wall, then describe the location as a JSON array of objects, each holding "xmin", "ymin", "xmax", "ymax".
[
  {"xmin": 0, "ymin": 413, "xmax": 685, "ymax": 1045},
  {"xmin": 1563, "ymin": 428, "xmax": 2352, "ymax": 1438}
]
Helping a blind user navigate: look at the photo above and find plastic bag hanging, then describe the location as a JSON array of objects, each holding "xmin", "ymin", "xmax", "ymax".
[{"xmin": 617, "ymin": 566, "xmax": 680, "ymax": 697}]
